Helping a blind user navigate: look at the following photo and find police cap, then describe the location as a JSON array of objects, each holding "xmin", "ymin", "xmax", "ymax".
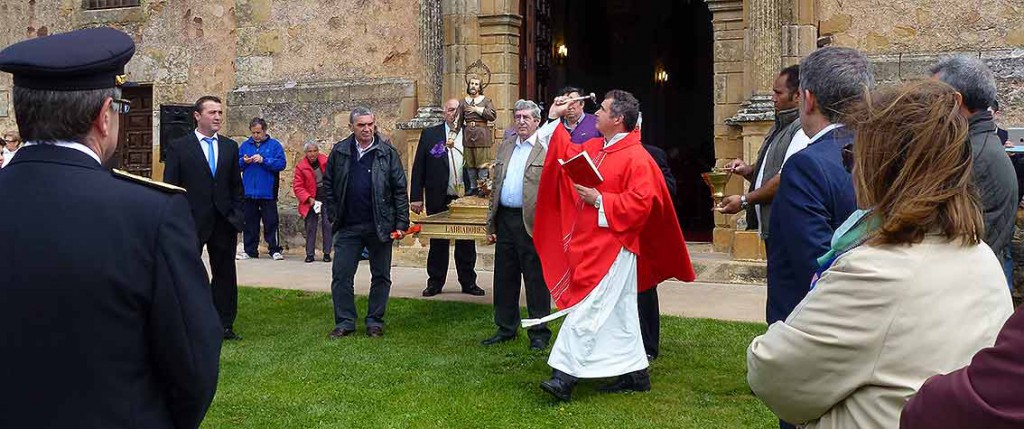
[{"xmin": 0, "ymin": 27, "xmax": 135, "ymax": 91}]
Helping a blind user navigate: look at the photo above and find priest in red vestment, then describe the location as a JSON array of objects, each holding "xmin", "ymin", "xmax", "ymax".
[{"xmin": 523, "ymin": 90, "xmax": 695, "ymax": 401}]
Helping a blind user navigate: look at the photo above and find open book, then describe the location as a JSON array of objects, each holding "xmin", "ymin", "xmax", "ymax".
[{"xmin": 558, "ymin": 151, "xmax": 604, "ymax": 188}]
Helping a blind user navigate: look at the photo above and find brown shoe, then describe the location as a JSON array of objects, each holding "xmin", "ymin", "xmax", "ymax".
[
  {"xmin": 327, "ymin": 327, "xmax": 356, "ymax": 339},
  {"xmin": 367, "ymin": 326, "xmax": 384, "ymax": 337}
]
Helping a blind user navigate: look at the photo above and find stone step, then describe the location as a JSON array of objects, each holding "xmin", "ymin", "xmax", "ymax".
[{"xmin": 391, "ymin": 240, "xmax": 766, "ymax": 285}]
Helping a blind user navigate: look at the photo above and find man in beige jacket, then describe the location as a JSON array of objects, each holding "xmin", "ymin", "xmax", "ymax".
[{"xmin": 481, "ymin": 99, "xmax": 552, "ymax": 350}]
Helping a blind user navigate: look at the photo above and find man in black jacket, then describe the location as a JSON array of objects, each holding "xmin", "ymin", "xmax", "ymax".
[
  {"xmin": 410, "ymin": 98, "xmax": 484, "ymax": 297},
  {"xmin": 932, "ymin": 56, "xmax": 1018, "ymax": 286},
  {"xmin": 324, "ymin": 107, "xmax": 410, "ymax": 338},
  {"xmin": 640, "ymin": 143, "xmax": 676, "ymax": 360},
  {"xmin": 0, "ymin": 27, "xmax": 221, "ymax": 429},
  {"xmin": 164, "ymin": 95, "xmax": 246, "ymax": 340}
]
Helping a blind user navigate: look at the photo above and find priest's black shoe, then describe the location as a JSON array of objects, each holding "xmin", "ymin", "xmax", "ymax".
[
  {"xmin": 529, "ymin": 338, "xmax": 548, "ymax": 351},
  {"xmin": 480, "ymin": 333, "xmax": 515, "ymax": 346},
  {"xmin": 462, "ymin": 285, "xmax": 485, "ymax": 296},
  {"xmin": 597, "ymin": 369, "xmax": 652, "ymax": 393},
  {"xmin": 305, "ymin": 255, "xmax": 315, "ymax": 263},
  {"xmin": 422, "ymin": 286, "xmax": 442, "ymax": 297},
  {"xmin": 223, "ymin": 328, "xmax": 241, "ymax": 341},
  {"xmin": 323, "ymin": 254, "xmax": 331, "ymax": 263},
  {"xmin": 536, "ymin": 378, "xmax": 577, "ymax": 401}
]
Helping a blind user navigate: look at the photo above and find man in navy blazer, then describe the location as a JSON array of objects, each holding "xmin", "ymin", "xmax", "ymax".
[
  {"xmin": 766, "ymin": 47, "xmax": 872, "ymax": 326},
  {"xmin": 765, "ymin": 45, "xmax": 874, "ymax": 429},
  {"xmin": 164, "ymin": 95, "xmax": 245, "ymax": 341}
]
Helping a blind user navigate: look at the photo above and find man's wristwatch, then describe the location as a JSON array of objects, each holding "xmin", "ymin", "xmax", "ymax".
[
  {"xmin": 740, "ymin": 195, "xmax": 749, "ymax": 209},
  {"xmin": 594, "ymin": 195, "xmax": 602, "ymax": 209}
]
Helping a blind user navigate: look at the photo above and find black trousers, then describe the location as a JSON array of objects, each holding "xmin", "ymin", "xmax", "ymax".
[
  {"xmin": 427, "ymin": 196, "xmax": 477, "ymax": 290},
  {"xmin": 493, "ymin": 207, "xmax": 551, "ymax": 342},
  {"xmin": 330, "ymin": 223, "xmax": 392, "ymax": 330},
  {"xmin": 242, "ymin": 198, "xmax": 282, "ymax": 256},
  {"xmin": 638, "ymin": 286, "xmax": 660, "ymax": 358},
  {"xmin": 199, "ymin": 214, "xmax": 238, "ymax": 330}
]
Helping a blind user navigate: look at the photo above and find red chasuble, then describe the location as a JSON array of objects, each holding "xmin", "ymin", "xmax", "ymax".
[{"xmin": 533, "ymin": 125, "xmax": 696, "ymax": 310}]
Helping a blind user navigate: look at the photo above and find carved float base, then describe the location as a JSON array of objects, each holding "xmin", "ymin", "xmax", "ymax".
[{"xmin": 412, "ymin": 196, "xmax": 490, "ymax": 240}]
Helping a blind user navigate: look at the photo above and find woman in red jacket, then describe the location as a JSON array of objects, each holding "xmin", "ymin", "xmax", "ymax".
[{"xmin": 293, "ymin": 142, "xmax": 331, "ymax": 263}]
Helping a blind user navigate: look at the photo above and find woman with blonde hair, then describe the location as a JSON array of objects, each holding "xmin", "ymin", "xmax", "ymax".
[{"xmin": 747, "ymin": 80, "xmax": 1013, "ymax": 428}]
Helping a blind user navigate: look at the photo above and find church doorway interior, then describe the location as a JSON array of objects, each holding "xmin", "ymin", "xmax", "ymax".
[
  {"xmin": 521, "ymin": 0, "xmax": 716, "ymax": 241},
  {"xmin": 113, "ymin": 84, "xmax": 154, "ymax": 177}
]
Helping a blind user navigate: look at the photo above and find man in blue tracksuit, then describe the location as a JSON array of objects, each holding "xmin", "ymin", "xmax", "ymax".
[{"xmin": 238, "ymin": 117, "xmax": 287, "ymax": 260}]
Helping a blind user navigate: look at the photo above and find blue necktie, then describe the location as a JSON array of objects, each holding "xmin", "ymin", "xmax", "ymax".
[{"xmin": 203, "ymin": 137, "xmax": 217, "ymax": 175}]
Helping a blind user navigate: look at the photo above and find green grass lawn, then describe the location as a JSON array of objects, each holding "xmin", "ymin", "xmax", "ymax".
[{"xmin": 203, "ymin": 287, "xmax": 776, "ymax": 429}]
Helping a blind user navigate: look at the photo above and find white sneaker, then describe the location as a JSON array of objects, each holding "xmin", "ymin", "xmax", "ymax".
[
  {"xmin": 272, "ymin": 252, "xmax": 284, "ymax": 261},
  {"xmin": 236, "ymin": 253, "xmax": 251, "ymax": 260}
]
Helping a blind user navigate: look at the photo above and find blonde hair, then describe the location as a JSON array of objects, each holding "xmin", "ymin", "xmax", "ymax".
[{"xmin": 849, "ymin": 80, "xmax": 982, "ymax": 246}]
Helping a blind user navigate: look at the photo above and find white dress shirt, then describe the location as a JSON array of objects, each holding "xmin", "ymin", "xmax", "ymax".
[
  {"xmin": 445, "ymin": 122, "xmax": 464, "ymax": 196},
  {"xmin": 18, "ymin": 142, "xmax": 102, "ymax": 165},
  {"xmin": 195, "ymin": 129, "xmax": 219, "ymax": 170},
  {"xmin": 499, "ymin": 134, "xmax": 536, "ymax": 208}
]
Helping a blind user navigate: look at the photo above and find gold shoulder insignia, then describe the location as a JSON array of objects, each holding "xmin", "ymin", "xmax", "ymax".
[{"xmin": 112, "ymin": 169, "xmax": 186, "ymax": 193}]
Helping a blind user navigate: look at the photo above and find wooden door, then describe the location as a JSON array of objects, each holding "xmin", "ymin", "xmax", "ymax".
[{"xmin": 114, "ymin": 85, "xmax": 153, "ymax": 177}]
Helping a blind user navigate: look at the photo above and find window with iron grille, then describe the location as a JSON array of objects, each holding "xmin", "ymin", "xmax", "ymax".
[{"xmin": 83, "ymin": 0, "xmax": 141, "ymax": 10}]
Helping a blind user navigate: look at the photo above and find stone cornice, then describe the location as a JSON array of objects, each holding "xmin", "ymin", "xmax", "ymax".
[{"xmin": 704, "ymin": 0, "xmax": 743, "ymax": 13}]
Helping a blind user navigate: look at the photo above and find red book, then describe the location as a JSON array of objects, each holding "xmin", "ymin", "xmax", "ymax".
[{"xmin": 558, "ymin": 151, "xmax": 604, "ymax": 188}]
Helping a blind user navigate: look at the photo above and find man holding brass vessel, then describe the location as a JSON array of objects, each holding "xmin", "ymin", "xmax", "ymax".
[{"xmin": 716, "ymin": 65, "xmax": 806, "ymax": 242}]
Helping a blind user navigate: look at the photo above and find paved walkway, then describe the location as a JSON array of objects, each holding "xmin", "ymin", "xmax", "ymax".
[{"xmin": 223, "ymin": 254, "xmax": 768, "ymax": 324}]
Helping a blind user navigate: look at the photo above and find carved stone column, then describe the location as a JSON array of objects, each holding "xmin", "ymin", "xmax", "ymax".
[
  {"xmin": 402, "ymin": 0, "xmax": 445, "ymax": 129},
  {"xmin": 747, "ymin": 0, "xmax": 782, "ymax": 98}
]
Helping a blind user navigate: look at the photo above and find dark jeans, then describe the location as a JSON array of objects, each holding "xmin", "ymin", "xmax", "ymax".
[
  {"xmin": 242, "ymin": 198, "xmax": 282, "ymax": 256},
  {"xmin": 493, "ymin": 207, "xmax": 551, "ymax": 342},
  {"xmin": 330, "ymin": 223, "xmax": 392, "ymax": 330},
  {"xmin": 198, "ymin": 214, "xmax": 238, "ymax": 330},
  {"xmin": 304, "ymin": 210, "xmax": 332, "ymax": 258},
  {"xmin": 638, "ymin": 286, "xmax": 660, "ymax": 358}
]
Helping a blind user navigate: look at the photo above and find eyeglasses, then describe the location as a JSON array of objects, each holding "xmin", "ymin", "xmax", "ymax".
[
  {"xmin": 513, "ymin": 114, "xmax": 534, "ymax": 122},
  {"xmin": 111, "ymin": 98, "xmax": 131, "ymax": 115}
]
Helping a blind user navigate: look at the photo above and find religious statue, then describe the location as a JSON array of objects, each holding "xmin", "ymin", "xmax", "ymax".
[{"xmin": 459, "ymin": 60, "xmax": 497, "ymax": 196}]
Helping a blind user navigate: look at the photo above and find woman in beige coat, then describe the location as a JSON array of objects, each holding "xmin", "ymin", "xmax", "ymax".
[{"xmin": 746, "ymin": 80, "xmax": 1014, "ymax": 429}]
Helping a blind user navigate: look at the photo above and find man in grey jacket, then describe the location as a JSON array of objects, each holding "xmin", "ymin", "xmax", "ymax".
[
  {"xmin": 718, "ymin": 65, "xmax": 806, "ymax": 245},
  {"xmin": 932, "ymin": 56, "xmax": 1018, "ymax": 284},
  {"xmin": 323, "ymin": 106, "xmax": 410, "ymax": 338}
]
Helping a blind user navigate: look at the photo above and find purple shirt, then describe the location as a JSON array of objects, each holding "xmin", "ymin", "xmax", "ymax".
[{"xmin": 566, "ymin": 113, "xmax": 600, "ymax": 144}]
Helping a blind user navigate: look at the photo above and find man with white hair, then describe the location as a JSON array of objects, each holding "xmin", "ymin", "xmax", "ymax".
[{"xmin": 931, "ymin": 56, "xmax": 1018, "ymax": 285}]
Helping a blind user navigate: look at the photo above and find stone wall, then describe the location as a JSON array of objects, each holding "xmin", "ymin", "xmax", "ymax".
[{"xmin": 820, "ymin": 0, "xmax": 1024, "ymax": 124}]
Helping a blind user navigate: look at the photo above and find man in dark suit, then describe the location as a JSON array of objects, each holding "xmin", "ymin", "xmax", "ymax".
[
  {"xmin": 482, "ymin": 99, "xmax": 552, "ymax": 350},
  {"xmin": 766, "ymin": 46, "xmax": 871, "ymax": 429},
  {"xmin": 639, "ymin": 143, "xmax": 676, "ymax": 360},
  {"xmin": 164, "ymin": 95, "xmax": 245, "ymax": 340},
  {"xmin": 0, "ymin": 27, "xmax": 221, "ymax": 429},
  {"xmin": 409, "ymin": 98, "xmax": 485, "ymax": 297}
]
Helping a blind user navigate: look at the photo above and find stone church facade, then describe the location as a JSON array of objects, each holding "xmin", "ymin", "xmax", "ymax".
[{"xmin": 0, "ymin": 0, "xmax": 1020, "ymax": 258}]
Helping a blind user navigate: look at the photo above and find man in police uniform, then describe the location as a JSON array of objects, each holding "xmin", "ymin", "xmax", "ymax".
[{"xmin": 0, "ymin": 28, "xmax": 222, "ymax": 428}]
